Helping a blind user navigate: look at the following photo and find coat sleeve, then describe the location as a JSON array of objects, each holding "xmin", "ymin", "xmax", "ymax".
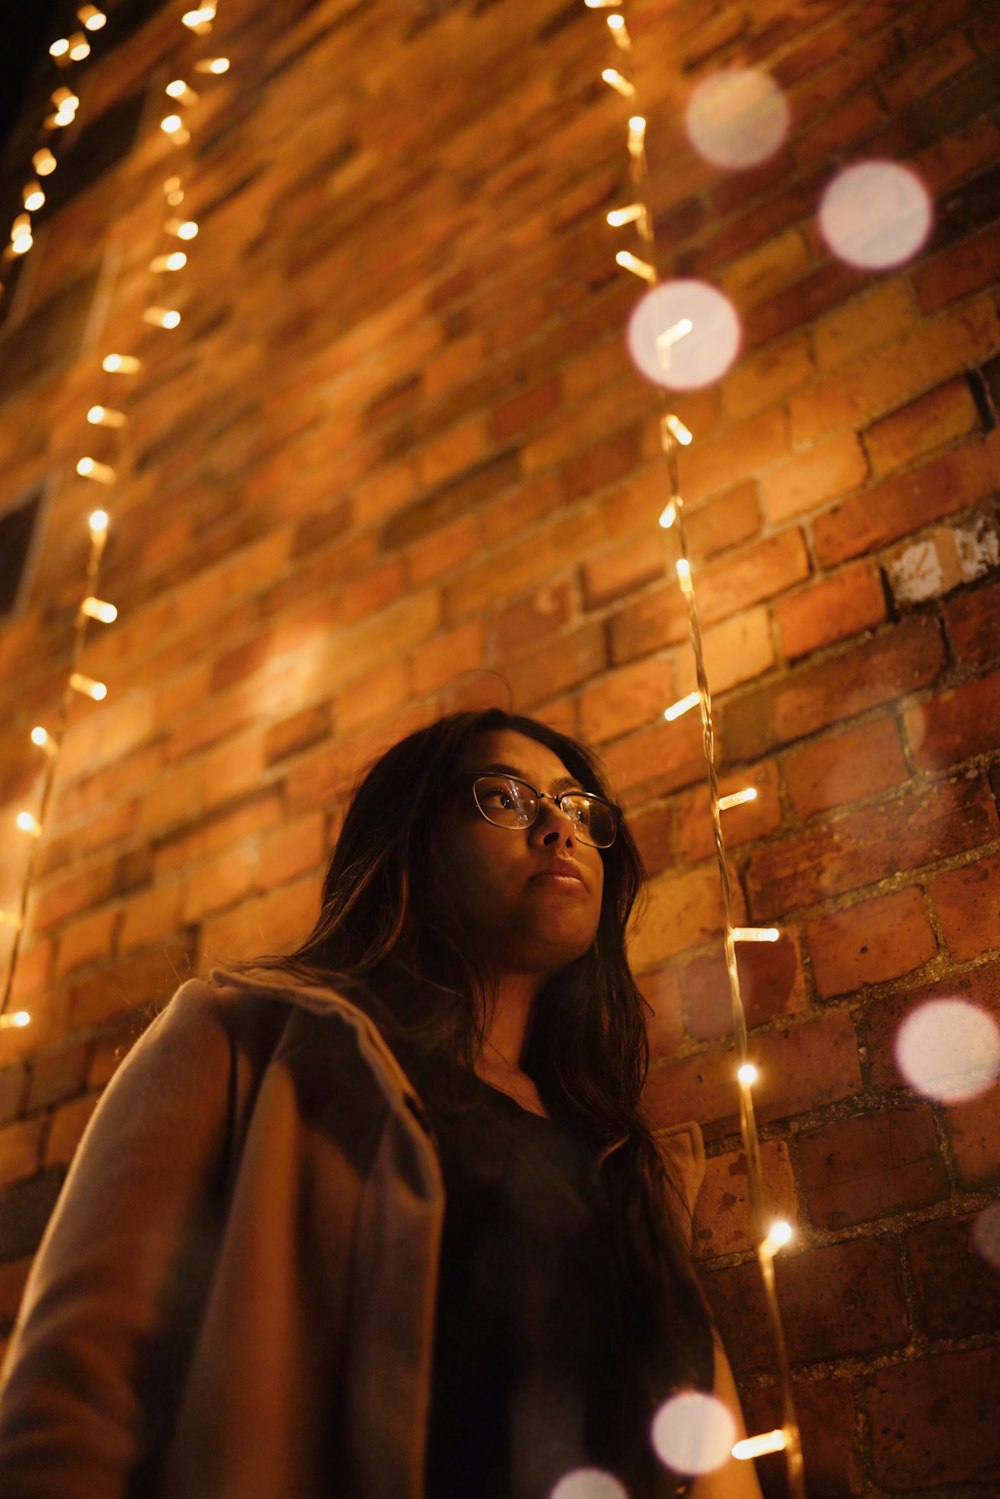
[{"xmin": 0, "ymin": 979, "xmax": 236, "ymax": 1499}]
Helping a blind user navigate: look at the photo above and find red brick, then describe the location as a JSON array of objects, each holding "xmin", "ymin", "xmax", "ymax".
[
  {"xmin": 636, "ymin": 966, "xmax": 684, "ymax": 1060},
  {"xmin": 682, "ymin": 932, "xmax": 805, "ymax": 1041},
  {"xmin": 783, "ymin": 716, "xmax": 910, "ymax": 820},
  {"xmin": 506, "ymin": 623, "xmax": 607, "ymax": 714},
  {"xmin": 722, "ymin": 616, "xmax": 946, "ymax": 762},
  {"xmin": 25, "ymin": 1041, "xmax": 89, "ymax": 1112},
  {"xmin": 608, "ymin": 579, "xmax": 689, "ymax": 665},
  {"xmin": 944, "ymin": 577, "xmax": 1000, "ymax": 669},
  {"xmin": 68, "ymin": 939, "xmax": 195, "ymax": 1028},
  {"xmin": 257, "ymin": 814, "xmax": 326, "ymax": 894},
  {"xmin": 627, "ymin": 803, "xmax": 674, "ymax": 880},
  {"xmin": 408, "ymin": 513, "xmax": 480, "ymax": 587},
  {"xmin": 742, "ymin": 1378, "xmax": 862, "ymax": 1498},
  {"xmin": 494, "ymin": 582, "xmax": 573, "ymax": 657},
  {"xmin": 580, "ymin": 533, "xmax": 665, "ymax": 609},
  {"xmin": 578, "ymin": 657, "xmax": 673, "ymax": 746},
  {"xmin": 118, "ymin": 882, "xmax": 184, "ymax": 951},
  {"xmin": 182, "ymin": 845, "xmax": 258, "ymax": 923},
  {"xmin": 762, "ymin": 432, "xmax": 869, "ymax": 525},
  {"xmin": 798, "ymin": 1104, "xmax": 948, "ymax": 1229},
  {"xmin": 722, "ymin": 334, "xmax": 813, "ymax": 421},
  {"xmin": 676, "ymin": 761, "xmax": 782, "ymax": 864},
  {"xmin": 869, "ymin": 1347, "xmax": 1000, "ymax": 1489},
  {"xmin": 673, "ymin": 607, "xmax": 777, "ymax": 698},
  {"xmin": 930, "ymin": 851, "xmax": 1000, "ymax": 961},
  {"xmin": 907, "ymin": 1211, "xmax": 1000, "ymax": 1340},
  {"xmin": 31, "ymin": 857, "xmax": 119, "ymax": 933},
  {"xmin": 265, "ymin": 704, "xmax": 330, "ymax": 766},
  {"xmin": 863, "ymin": 961, "xmax": 1000, "ymax": 1096},
  {"xmin": 696, "ymin": 528, "xmax": 811, "ymax": 626},
  {"xmin": 54, "ymin": 906, "xmax": 120, "ymax": 979},
  {"xmin": 815, "ymin": 425, "xmax": 1000, "ymax": 563},
  {"xmin": 153, "ymin": 793, "xmax": 283, "ymax": 876},
  {"xmin": 628, "ymin": 860, "xmax": 744, "ymax": 974},
  {"xmin": 946, "ymin": 1082, "xmax": 1000, "ymax": 1189},
  {"xmin": 561, "ymin": 426, "xmax": 644, "ymax": 507},
  {"xmin": 0, "ymin": 1118, "xmax": 45, "ymax": 1188},
  {"xmin": 199, "ymin": 875, "xmax": 321, "ymax": 964},
  {"xmin": 904, "ymin": 668, "xmax": 1000, "ymax": 771},
  {"xmin": 0, "ymin": 1065, "xmax": 27, "ymax": 1127},
  {"xmin": 445, "ymin": 508, "xmax": 605, "ymax": 619},
  {"xmin": 806, "ymin": 888, "xmax": 938, "ymax": 998},
  {"xmin": 692, "ymin": 1139, "xmax": 798, "ymax": 1259},
  {"xmin": 913, "ymin": 219, "xmax": 1000, "ymax": 313},
  {"xmin": 491, "ymin": 376, "xmax": 561, "ymax": 443},
  {"xmin": 864, "ymin": 377, "xmax": 982, "ymax": 475},
  {"xmin": 336, "ymin": 658, "xmax": 413, "ymax": 735},
  {"xmin": 811, "ymin": 277, "xmax": 918, "ymax": 373},
  {"xmin": 684, "ymin": 482, "xmax": 762, "ymax": 561},
  {"xmin": 677, "ymin": 408, "xmax": 789, "ymax": 504},
  {"xmin": 775, "ymin": 562, "xmax": 886, "ymax": 661},
  {"xmin": 882, "ymin": 31, "xmax": 978, "ymax": 109},
  {"xmin": 417, "ymin": 415, "xmax": 489, "ymax": 488},
  {"xmin": 747, "ymin": 774, "xmax": 997, "ymax": 918},
  {"xmin": 45, "ymin": 1093, "xmax": 101, "ymax": 1167}
]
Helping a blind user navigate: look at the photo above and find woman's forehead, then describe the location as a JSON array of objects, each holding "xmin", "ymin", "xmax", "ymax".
[{"xmin": 464, "ymin": 729, "xmax": 576, "ymax": 788}]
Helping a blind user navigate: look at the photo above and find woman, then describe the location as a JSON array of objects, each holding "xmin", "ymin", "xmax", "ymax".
[{"xmin": 0, "ymin": 708, "xmax": 763, "ymax": 1499}]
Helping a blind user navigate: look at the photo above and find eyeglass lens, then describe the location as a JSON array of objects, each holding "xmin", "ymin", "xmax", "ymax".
[{"xmin": 473, "ymin": 775, "xmax": 616, "ymax": 848}]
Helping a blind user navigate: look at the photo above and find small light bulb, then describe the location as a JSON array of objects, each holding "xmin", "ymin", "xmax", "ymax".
[
  {"xmin": 761, "ymin": 1220, "xmax": 793, "ymax": 1256},
  {"xmin": 88, "ymin": 509, "xmax": 109, "ymax": 537},
  {"xmin": 31, "ymin": 726, "xmax": 49, "ymax": 748},
  {"xmin": 143, "ymin": 307, "xmax": 181, "ymax": 329},
  {"xmin": 663, "ymin": 691, "xmax": 700, "ymax": 722},
  {"xmin": 49, "ymin": 37, "xmax": 71, "ymax": 58},
  {"xmin": 81, "ymin": 596, "xmax": 118, "ymax": 624},
  {"xmin": 718, "ymin": 787, "xmax": 757, "ymax": 811},
  {"xmin": 675, "ymin": 557, "xmax": 691, "ymax": 583},
  {"xmin": 11, "ymin": 231, "xmax": 33, "ymax": 256},
  {"xmin": 51, "ymin": 88, "xmax": 78, "ymax": 107},
  {"xmin": 149, "ymin": 251, "xmax": 187, "ymax": 272},
  {"xmin": 161, "ymin": 114, "xmax": 184, "ymax": 135},
  {"xmin": 10, "ymin": 213, "xmax": 31, "ymax": 240},
  {"xmin": 16, "ymin": 812, "xmax": 41, "ymax": 837},
  {"xmin": 87, "ymin": 405, "xmax": 126, "ymax": 427},
  {"xmin": 732, "ymin": 926, "xmax": 781, "ymax": 943},
  {"xmin": 102, "ymin": 353, "xmax": 141, "ymax": 374},
  {"xmin": 732, "ymin": 1430, "xmax": 787, "ymax": 1461},
  {"xmin": 23, "ymin": 182, "xmax": 46, "ymax": 212},
  {"xmin": 68, "ymin": 33, "xmax": 91, "ymax": 60},
  {"xmin": 77, "ymin": 457, "xmax": 116, "ymax": 484},
  {"xmin": 658, "ymin": 501, "xmax": 676, "ymax": 529},
  {"xmin": 0, "ymin": 1011, "xmax": 33, "ymax": 1030},
  {"xmin": 737, "ymin": 1063, "xmax": 758, "ymax": 1086},
  {"xmin": 78, "ymin": 4, "xmax": 108, "ymax": 30},
  {"xmin": 0, "ymin": 911, "xmax": 22, "ymax": 929},
  {"xmin": 69, "ymin": 672, "xmax": 108, "ymax": 701},
  {"xmin": 607, "ymin": 12, "xmax": 625, "ymax": 27},
  {"xmin": 33, "ymin": 149, "xmax": 57, "ymax": 176},
  {"xmin": 166, "ymin": 218, "xmax": 198, "ymax": 239},
  {"xmin": 601, "ymin": 67, "xmax": 635, "ymax": 98},
  {"xmin": 165, "ymin": 80, "xmax": 199, "ymax": 104},
  {"xmin": 195, "ymin": 56, "xmax": 230, "ymax": 74},
  {"xmin": 606, "ymin": 203, "xmax": 644, "ymax": 227},
  {"xmin": 615, "ymin": 250, "xmax": 656, "ymax": 283},
  {"xmin": 662, "ymin": 412, "xmax": 693, "ymax": 447}
]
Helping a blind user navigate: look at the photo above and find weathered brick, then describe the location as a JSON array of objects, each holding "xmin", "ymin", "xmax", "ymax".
[
  {"xmin": 25, "ymin": 1041, "xmax": 89, "ymax": 1113},
  {"xmin": 904, "ymin": 668, "xmax": 1000, "ymax": 771},
  {"xmin": 684, "ymin": 481, "xmax": 762, "ymax": 561},
  {"xmin": 913, "ymin": 219, "xmax": 1000, "ymax": 314},
  {"xmin": 636, "ymin": 966, "xmax": 684, "ymax": 1060},
  {"xmin": 416, "ymin": 415, "xmax": 489, "ymax": 488},
  {"xmin": 264, "ymin": 705, "xmax": 330, "ymax": 766},
  {"xmin": 806, "ymin": 888, "xmax": 938, "ymax": 998},
  {"xmin": 742, "ymin": 1377, "xmax": 863, "ymax": 1498},
  {"xmin": 722, "ymin": 616, "xmax": 946, "ymax": 763},
  {"xmin": 798, "ymin": 1105, "xmax": 948, "ymax": 1229},
  {"xmin": 747, "ymin": 774, "xmax": 997, "ymax": 918},
  {"xmin": 722, "ymin": 334, "xmax": 813, "ymax": 421},
  {"xmin": 943, "ymin": 576, "xmax": 1000, "ymax": 669},
  {"xmin": 811, "ymin": 277, "xmax": 918, "ymax": 373},
  {"xmin": 578, "ymin": 657, "xmax": 673, "ymax": 747},
  {"xmin": 908, "ymin": 1211, "xmax": 1000, "ymax": 1340},
  {"xmin": 885, "ymin": 512, "xmax": 1000, "ymax": 608},
  {"xmin": 506, "ymin": 622, "xmax": 607, "ymax": 714},
  {"xmin": 44, "ymin": 1093, "xmax": 101, "ymax": 1168},
  {"xmin": 676, "ymin": 760, "xmax": 782, "ymax": 864},
  {"xmin": 930, "ymin": 851, "xmax": 1000, "ymax": 961},
  {"xmin": 628, "ymin": 861, "xmax": 743, "ymax": 974},
  {"xmin": 580, "ymin": 533, "xmax": 665, "ymax": 609},
  {"xmin": 413, "ymin": 618, "xmax": 487, "ymax": 696},
  {"xmin": 692, "ymin": 1139, "xmax": 798, "ymax": 1259},
  {"xmin": 672, "ymin": 606, "xmax": 777, "ymax": 698},
  {"xmin": 682, "ymin": 932, "xmax": 805, "ymax": 1041},
  {"xmin": 695, "ymin": 528, "xmax": 811, "ymax": 626},
  {"xmin": 862, "ymin": 961, "xmax": 1000, "ymax": 1097},
  {"xmin": 761, "ymin": 432, "xmax": 869, "ymax": 525},
  {"xmin": 0, "ymin": 1118, "xmax": 45, "ymax": 1189},
  {"xmin": 783, "ymin": 717, "xmax": 909, "ymax": 821},
  {"xmin": 676, "ymin": 408, "xmax": 789, "ymax": 504},
  {"xmin": 54, "ymin": 906, "xmax": 120, "ymax": 979},
  {"xmin": 775, "ymin": 562, "xmax": 886, "ymax": 661},
  {"xmin": 869, "ymin": 1347, "xmax": 1000, "ymax": 1489},
  {"xmin": 864, "ymin": 376, "xmax": 981, "ymax": 476}
]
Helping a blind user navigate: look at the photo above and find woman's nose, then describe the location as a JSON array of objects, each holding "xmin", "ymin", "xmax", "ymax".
[{"xmin": 531, "ymin": 797, "xmax": 577, "ymax": 845}]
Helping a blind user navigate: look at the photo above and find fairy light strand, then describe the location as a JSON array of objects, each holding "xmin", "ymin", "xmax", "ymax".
[{"xmin": 585, "ymin": 5, "xmax": 805, "ymax": 1492}]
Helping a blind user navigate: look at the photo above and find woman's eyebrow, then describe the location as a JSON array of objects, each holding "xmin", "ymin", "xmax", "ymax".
[{"xmin": 475, "ymin": 762, "xmax": 585, "ymax": 794}]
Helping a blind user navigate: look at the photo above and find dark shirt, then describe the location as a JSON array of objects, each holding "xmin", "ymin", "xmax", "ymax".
[{"xmin": 424, "ymin": 1073, "xmax": 709, "ymax": 1499}]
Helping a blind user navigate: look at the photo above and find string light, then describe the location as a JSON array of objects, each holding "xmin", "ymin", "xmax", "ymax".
[
  {"xmin": 23, "ymin": 183, "xmax": 45, "ymax": 212},
  {"xmin": 658, "ymin": 501, "xmax": 676, "ymax": 529},
  {"xmin": 160, "ymin": 115, "xmax": 190, "ymax": 141},
  {"xmin": 142, "ymin": 306, "xmax": 182, "ymax": 328},
  {"xmin": 584, "ymin": 0, "xmax": 623, "ymax": 7},
  {"xmin": 33, "ymin": 148, "xmax": 57, "ymax": 176},
  {"xmin": 10, "ymin": 217, "xmax": 33, "ymax": 256},
  {"xmin": 662, "ymin": 412, "xmax": 693, "ymax": 446},
  {"xmin": 627, "ymin": 114, "xmax": 646, "ymax": 152},
  {"xmin": 0, "ymin": 912, "xmax": 22, "ymax": 929},
  {"xmin": 88, "ymin": 509, "xmax": 109, "ymax": 538},
  {"xmin": 733, "ymin": 1430, "xmax": 788, "ymax": 1461},
  {"xmin": 150, "ymin": 251, "xmax": 187, "ymax": 272},
  {"xmin": 718, "ymin": 788, "xmax": 757, "ymax": 810},
  {"xmin": 77, "ymin": 457, "xmax": 116, "ymax": 484},
  {"xmin": 166, "ymin": 80, "xmax": 200, "ymax": 105},
  {"xmin": 165, "ymin": 218, "xmax": 199, "ymax": 239},
  {"xmin": 732, "ymin": 927, "xmax": 781, "ymax": 943},
  {"xmin": 761, "ymin": 1220, "xmax": 794, "ymax": 1257},
  {"xmin": 80, "ymin": 597, "xmax": 118, "ymax": 624},
  {"xmin": 737, "ymin": 1063, "xmax": 759, "ymax": 1086},
  {"xmin": 16, "ymin": 813, "xmax": 42, "ymax": 838},
  {"xmin": 0, "ymin": 1012, "xmax": 31, "ymax": 1030},
  {"xmin": 195, "ymin": 57, "xmax": 230, "ymax": 74},
  {"xmin": 102, "ymin": 353, "xmax": 141, "ymax": 373},
  {"xmin": 77, "ymin": 4, "xmax": 107, "ymax": 29},
  {"xmin": 163, "ymin": 176, "xmax": 186, "ymax": 206},
  {"xmin": 31, "ymin": 726, "xmax": 58, "ymax": 756},
  {"xmin": 607, "ymin": 203, "xmax": 645, "ymax": 227},
  {"xmin": 601, "ymin": 68, "xmax": 635, "ymax": 98},
  {"xmin": 87, "ymin": 405, "xmax": 126, "ymax": 427},
  {"xmin": 615, "ymin": 249, "xmax": 655, "ymax": 282},
  {"xmin": 68, "ymin": 33, "xmax": 92, "ymax": 61},
  {"xmin": 182, "ymin": 4, "xmax": 216, "ymax": 30},
  {"xmin": 663, "ymin": 690, "xmax": 700, "ymax": 721},
  {"xmin": 49, "ymin": 37, "xmax": 71, "ymax": 58},
  {"xmin": 675, "ymin": 556, "xmax": 693, "ymax": 594},
  {"xmin": 69, "ymin": 673, "xmax": 108, "ymax": 701}
]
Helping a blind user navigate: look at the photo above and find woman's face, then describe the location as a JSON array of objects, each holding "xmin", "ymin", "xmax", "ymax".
[{"xmin": 430, "ymin": 729, "xmax": 606, "ymax": 983}]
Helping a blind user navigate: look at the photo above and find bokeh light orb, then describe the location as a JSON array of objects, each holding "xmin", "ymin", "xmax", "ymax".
[
  {"xmin": 550, "ymin": 1469, "xmax": 628, "ymax": 1499},
  {"xmin": 627, "ymin": 280, "xmax": 740, "ymax": 390},
  {"xmin": 651, "ymin": 1391, "xmax": 736, "ymax": 1475},
  {"xmin": 685, "ymin": 69, "xmax": 789, "ymax": 170},
  {"xmin": 895, "ymin": 999, "xmax": 1000, "ymax": 1104},
  {"xmin": 972, "ymin": 1202, "xmax": 1000, "ymax": 1270},
  {"xmin": 818, "ymin": 160, "xmax": 932, "ymax": 270}
]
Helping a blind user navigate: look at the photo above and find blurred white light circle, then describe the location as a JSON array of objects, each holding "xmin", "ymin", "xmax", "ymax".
[
  {"xmin": 550, "ymin": 1469, "xmax": 628, "ymax": 1499},
  {"xmin": 896, "ymin": 999, "xmax": 1000, "ymax": 1104},
  {"xmin": 651, "ymin": 1390, "xmax": 736, "ymax": 1474},
  {"xmin": 627, "ymin": 281, "xmax": 740, "ymax": 390},
  {"xmin": 972, "ymin": 1202, "xmax": 1000, "ymax": 1269},
  {"xmin": 686, "ymin": 69, "xmax": 789, "ymax": 170},
  {"xmin": 818, "ymin": 160, "xmax": 932, "ymax": 270}
]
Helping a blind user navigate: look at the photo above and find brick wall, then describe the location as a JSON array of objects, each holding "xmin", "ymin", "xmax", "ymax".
[{"xmin": 1, "ymin": 0, "xmax": 998, "ymax": 1491}]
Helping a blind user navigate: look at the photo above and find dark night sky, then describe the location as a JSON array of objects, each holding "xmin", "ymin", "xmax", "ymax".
[{"xmin": 1, "ymin": 1, "xmax": 64, "ymax": 165}]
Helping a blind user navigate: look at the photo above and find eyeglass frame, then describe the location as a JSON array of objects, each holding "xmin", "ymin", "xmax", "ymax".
[{"xmin": 460, "ymin": 770, "xmax": 620, "ymax": 849}]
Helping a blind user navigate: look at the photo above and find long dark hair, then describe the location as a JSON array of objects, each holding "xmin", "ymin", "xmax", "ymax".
[{"xmin": 248, "ymin": 707, "xmax": 712, "ymax": 1392}]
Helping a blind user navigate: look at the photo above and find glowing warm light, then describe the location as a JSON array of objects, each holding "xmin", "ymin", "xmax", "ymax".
[
  {"xmin": 81, "ymin": 596, "xmax": 118, "ymax": 624},
  {"xmin": 972, "ymin": 1202, "xmax": 1000, "ymax": 1270},
  {"xmin": 627, "ymin": 115, "xmax": 646, "ymax": 152},
  {"xmin": 737, "ymin": 1063, "xmax": 759, "ymax": 1086},
  {"xmin": 52, "ymin": 88, "xmax": 79, "ymax": 107},
  {"xmin": 584, "ymin": 0, "xmax": 623, "ymax": 8},
  {"xmin": 166, "ymin": 80, "xmax": 199, "ymax": 103},
  {"xmin": 658, "ymin": 501, "xmax": 676, "ymax": 529},
  {"xmin": 628, "ymin": 280, "xmax": 741, "ymax": 390},
  {"xmin": 78, "ymin": 5, "xmax": 108, "ymax": 29},
  {"xmin": 662, "ymin": 412, "xmax": 693, "ymax": 446},
  {"xmin": 761, "ymin": 1220, "xmax": 794, "ymax": 1255},
  {"xmin": 68, "ymin": 33, "xmax": 91, "ymax": 60},
  {"xmin": 102, "ymin": 353, "xmax": 141, "ymax": 374},
  {"xmin": 719, "ymin": 787, "xmax": 757, "ymax": 810},
  {"xmin": 166, "ymin": 218, "xmax": 199, "ymax": 239},
  {"xmin": 601, "ymin": 68, "xmax": 635, "ymax": 98},
  {"xmin": 615, "ymin": 250, "xmax": 656, "ymax": 283},
  {"xmin": 150, "ymin": 251, "xmax": 187, "ymax": 272},
  {"xmin": 161, "ymin": 114, "xmax": 185, "ymax": 135},
  {"xmin": 69, "ymin": 672, "xmax": 108, "ymax": 701},
  {"xmin": 11, "ymin": 230, "xmax": 33, "ymax": 256},
  {"xmin": 686, "ymin": 69, "xmax": 790, "ymax": 170},
  {"xmin": 664, "ymin": 691, "xmax": 700, "ymax": 722},
  {"xmin": 732, "ymin": 927, "xmax": 780, "ymax": 942},
  {"xmin": 607, "ymin": 12, "xmax": 625, "ymax": 29},
  {"xmin": 33, "ymin": 149, "xmax": 57, "ymax": 176},
  {"xmin": 0, "ymin": 1012, "xmax": 32, "ymax": 1030},
  {"xmin": 77, "ymin": 457, "xmax": 116, "ymax": 484},
  {"xmin": 675, "ymin": 557, "xmax": 693, "ymax": 594},
  {"xmin": 0, "ymin": 911, "xmax": 22, "ymax": 929},
  {"xmin": 143, "ymin": 307, "xmax": 182, "ymax": 329},
  {"xmin": 88, "ymin": 509, "xmax": 109, "ymax": 537},
  {"xmin": 652, "ymin": 1391, "xmax": 736, "ymax": 1475},
  {"xmin": 819, "ymin": 161, "xmax": 932, "ymax": 270},
  {"xmin": 16, "ymin": 813, "xmax": 41, "ymax": 837},
  {"xmin": 182, "ymin": 4, "xmax": 216, "ymax": 29},
  {"xmin": 87, "ymin": 405, "xmax": 126, "ymax": 428},
  {"xmin": 896, "ymin": 998, "xmax": 1000, "ymax": 1104},
  {"xmin": 31, "ymin": 726, "xmax": 57, "ymax": 756},
  {"xmin": 23, "ymin": 183, "xmax": 45, "ymax": 212},
  {"xmin": 550, "ymin": 1471, "xmax": 628, "ymax": 1499},
  {"xmin": 733, "ymin": 1429, "xmax": 787, "ymax": 1461},
  {"xmin": 50, "ymin": 37, "xmax": 71, "ymax": 58},
  {"xmin": 607, "ymin": 13, "xmax": 629, "ymax": 46},
  {"xmin": 195, "ymin": 56, "xmax": 231, "ymax": 74},
  {"xmin": 607, "ymin": 203, "xmax": 645, "ymax": 227},
  {"xmin": 50, "ymin": 107, "xmax": 76, "ymax": 128},
  {"xmin": 10, "ymin": 213, "xmax": 31, "ymax": 242}
]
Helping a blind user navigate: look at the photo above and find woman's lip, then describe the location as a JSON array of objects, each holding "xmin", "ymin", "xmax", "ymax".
[{"xmin": 531, "ymin": 871, "xmax": 586, "ymax": 889}]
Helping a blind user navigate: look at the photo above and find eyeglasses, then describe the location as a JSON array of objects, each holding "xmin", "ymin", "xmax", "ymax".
[{"xmin": 466, "ymin": 772, "xmax": 619, "ymax": 849}]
